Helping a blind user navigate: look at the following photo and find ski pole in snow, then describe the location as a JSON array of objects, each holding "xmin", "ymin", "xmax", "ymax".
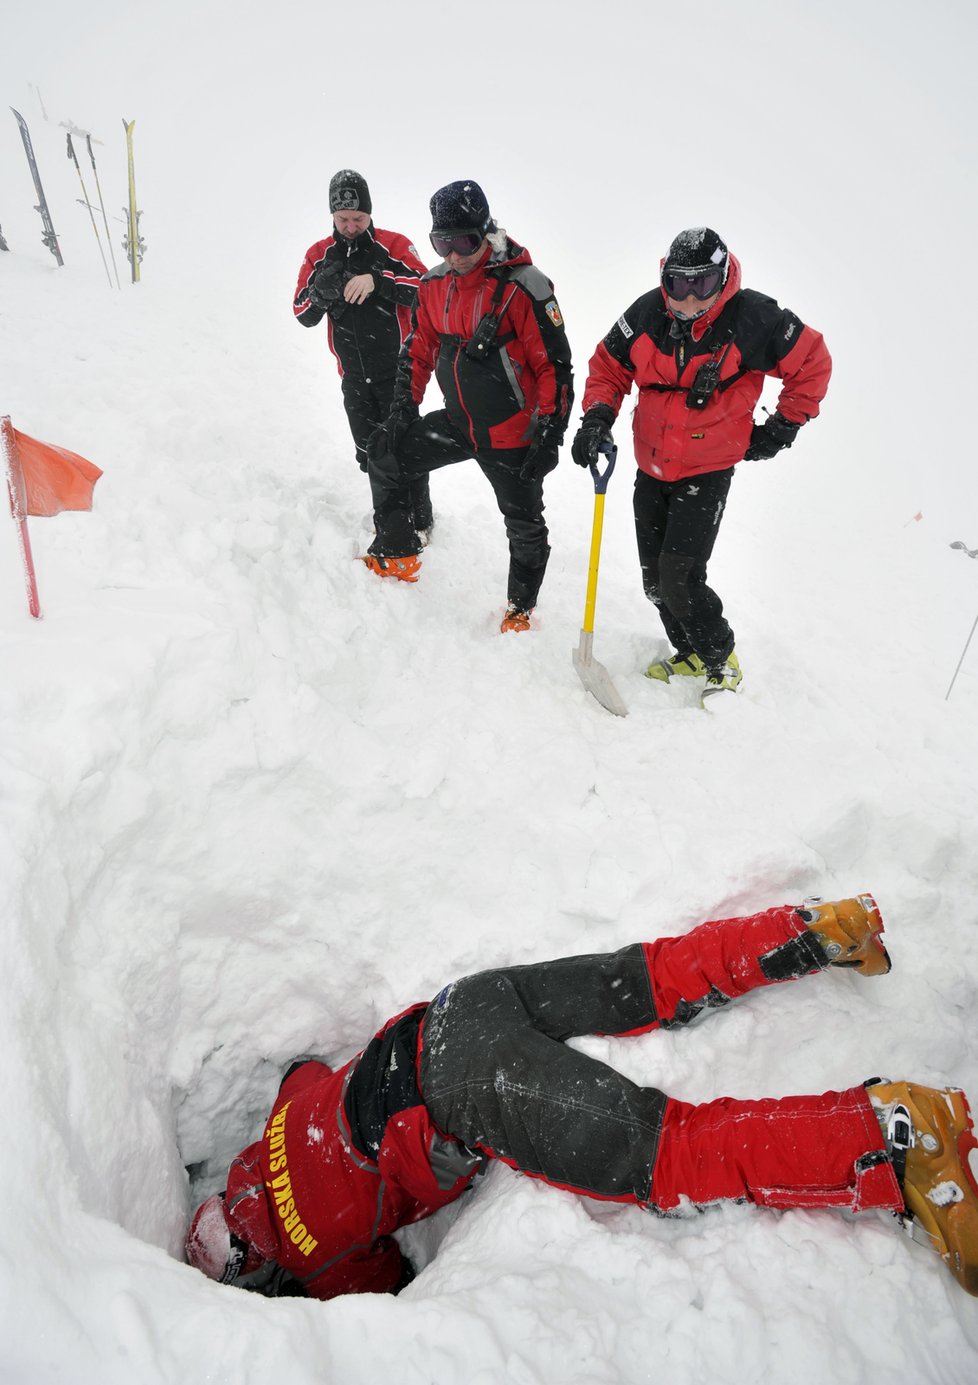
[
  {"xmin": 66, "ymin": 133, "xmax": 113, "ymax": 287},
  {"xmin": 86, "ymin": 134, "xmax": 121, "ymax": 289},
  {"xmin": 572, "ymin": 440, "xmax": 628, "ymax": 717},
  {"xmin": 945, "ymin": 541, "xmax": 978, "ymax": 701}
]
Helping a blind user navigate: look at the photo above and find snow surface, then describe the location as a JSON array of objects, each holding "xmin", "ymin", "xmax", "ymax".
[{"xmin": 2, "ymin": 2, "xmax": 978, "ymax": 1381}]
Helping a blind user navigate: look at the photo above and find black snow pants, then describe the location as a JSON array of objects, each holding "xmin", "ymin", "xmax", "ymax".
[
  {"xmin": 367, "ymin": 408, "xmax": 552, "ymax": 612},
  {"xmin": 633, "ymin": 466, "xmax": 734, "ymax": 668},
  {"xmin": 340, "ymin": 373, "xmax": 432, "ymax": 530},
  {"xmin": 417, "ymin": 946, "xmax": 667, "ymax": 1202}
]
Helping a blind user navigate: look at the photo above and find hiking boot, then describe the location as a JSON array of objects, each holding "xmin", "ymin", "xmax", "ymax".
[
  {"xmin": 644, "ymin": 651, "xmax": 706, "ymax": 682},
  {"xmin": 500, "ymin": 606, "xmax": 532, "ymax": 633},
  {"xmin": 797, "ymin": 893, "xmax": 891, "ymax": 975},
  {"xmin": 360, "ymin": 554, "xmax": 421, "ymax": 583},
  {"xmin": 868, "ymin": 1079, "xmax": 978, "ymax": 1295},
  {"xmin": 703, "ymin": 650, "xmax": 743, "ymax": 693}
]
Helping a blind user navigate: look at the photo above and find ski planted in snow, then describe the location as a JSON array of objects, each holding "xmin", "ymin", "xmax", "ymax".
[
  {"xmin": 0, "ymin": 225, "xmax": 8, "ymax": 252},
  {"xmin": 66, "ymin": 132, "xmax": 113, "ymax": 287},
  {"xmin": 122, "ymin": 118, "xmax": 144, "ymax": 283},
  {"xmin": 10, "ymin": 107, "xmax": 64, "ymax": 265}
]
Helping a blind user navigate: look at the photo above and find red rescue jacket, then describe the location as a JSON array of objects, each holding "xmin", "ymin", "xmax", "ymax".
[
  {"xmin": 222, "ymin": 1005, "xmax": 480, "ymax": 1299},
  {"xmin": 581, "ymin": 255, "xmax": 831, "ymax": 482},
  {"xmin": 400, "ymin": 236, "xmax": 573, "ymax": 451},
  {"xmin": 293, "ymin": 225, "xmax": 427, "ymax": 381}
]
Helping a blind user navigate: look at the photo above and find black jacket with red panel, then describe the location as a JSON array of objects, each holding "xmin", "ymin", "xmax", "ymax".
[
  {"xmin": 293, "ymin": 225, "xmax": 427, "ymax": 382},
  {"xmin": 582, "ymin": 254, "xmax": 831, "ymax": 482},
  {"xmin": 222, "ymin": 1005, "xmax": 482, "ymax": 1301},
  {"xmin": 398, "ymin": 235, "xmax": 574, "ymax": 452}
]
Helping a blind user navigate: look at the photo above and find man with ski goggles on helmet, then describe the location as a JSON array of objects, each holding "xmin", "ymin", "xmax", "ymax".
[
  {"xmin": 573, "ymin": 227, "xmax": 831, "ymax": 697},
  {"xmin": 360, "ymin": 179, "xmax": 573, "ymax": 634}
]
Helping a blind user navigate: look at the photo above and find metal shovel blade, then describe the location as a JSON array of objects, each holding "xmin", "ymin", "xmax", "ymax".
[{"xmin": 573, "ymin": 630, "xmax": 628, "ymax": 717}]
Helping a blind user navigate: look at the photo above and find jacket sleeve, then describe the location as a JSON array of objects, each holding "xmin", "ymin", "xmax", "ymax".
[
  {"xmin": 293, "ymin": 240, "xmax": 330, "ymax": 328},
  {"xmin": 510, "ymin": 270, "xmax": 574, "ymax": 434},
  {"xmin": 396, "ymin": 288, "xmax": 440, "ymax": 405},
  {"xmin": 301, "ymin": 1235, "xmax": 405, "ymax": 1301},
  {"xmin": 580, "ymin": 303, "xmax": 643, "ymax": 417},
  {"xmin": 371, "ymin": 232, "xmax": 429, "ymax": 308},
  {"xmin": 768, "ymin": 322, "xmax": 832, "ymax": 425},
  {"xmin": 735, "ymin": 292, "xmax": 831, "ymax": 425}
]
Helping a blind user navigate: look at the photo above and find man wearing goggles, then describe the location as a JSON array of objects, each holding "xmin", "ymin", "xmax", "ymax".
[
  {"xmin": 572, "ymin": 227, "xmax": 831, "ymax": 695},
  {"xmin": 293, "ymin": 169, "xmax": 432, "ymax": 537},
  {"xmin": 361, "ymin": 180, "xmax": 573, "ymax": 633}
]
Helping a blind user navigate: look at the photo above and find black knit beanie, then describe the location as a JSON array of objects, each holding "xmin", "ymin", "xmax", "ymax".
[
  {"xmin": 429, "ymin": 180, "xmax": 491, "ymax": 234},
  {"xmin": 329, "ymin": 169, "xmax": 372, "ymax": 215}
]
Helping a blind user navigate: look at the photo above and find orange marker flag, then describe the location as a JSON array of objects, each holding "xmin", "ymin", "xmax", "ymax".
[
  {"xmin": 2, "ymin": 417, "xmax": 102, "ymax": 516},
  {"xmin": 2, "ymin": 416, "xmax": 103, "ymax": 618}
]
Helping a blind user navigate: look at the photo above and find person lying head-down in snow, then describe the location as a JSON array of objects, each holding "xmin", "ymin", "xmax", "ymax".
[{"xmin": 187, "ymin": 896, "xmax": 978, "ymax": 1299}]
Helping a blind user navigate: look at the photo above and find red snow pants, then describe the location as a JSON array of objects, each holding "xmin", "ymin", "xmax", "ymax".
[{"xmin": 418, "ymin": 905, "xmax": 904, "ymax": 1216}]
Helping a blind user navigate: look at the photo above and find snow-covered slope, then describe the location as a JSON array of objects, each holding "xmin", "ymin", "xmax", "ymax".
[{"xmin": 2, "ymin": 4, "xmax": 978, "ymax": 1380}]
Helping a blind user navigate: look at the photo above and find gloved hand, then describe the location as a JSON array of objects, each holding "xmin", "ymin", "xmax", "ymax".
[
  {"xmin": 743, "ymin": 411, "xmax": 800, "ymax": 461},
  {"xmin": 519, "ymin": 415, "xmax": 563, "ymax": 482},
  {"xmin": 366, "ymin": 397, "xmax": 419, "ymax": 462},
  {"xmin": 307, "ymin": 261, "xmax": 348, "ymax": 310},
  {"xmin": 571, "ymin": 404, "xmax": 616, "ymax": 468}
]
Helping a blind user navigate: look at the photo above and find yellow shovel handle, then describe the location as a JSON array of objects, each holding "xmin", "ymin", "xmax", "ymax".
[{"xmin": 582, "ymin": 491, "xmax": 606, "ymax": 635}]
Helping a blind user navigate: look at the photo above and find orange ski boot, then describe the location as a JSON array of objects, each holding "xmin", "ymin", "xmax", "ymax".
[
  {"xmin": 500, "ymin": 606, "xmax": 532, "ymax": 633},
  {"xmin": 360, "ymin": 553, "xmax": 421, "ymax": 583},
  {"xmin": 868, "ymin": 1079, "xmax": 978, "ymax": 1295},
  {"xmin": 797, "ymin": 893, "xmax": 891, "ymax": 976}
]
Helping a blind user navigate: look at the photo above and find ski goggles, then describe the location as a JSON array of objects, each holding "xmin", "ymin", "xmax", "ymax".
[
  {"xmin": 661, "ymin": 267, "xmax": 725, "ymax": 301},
  {"xmin": 429, "ymin": 229, "xmax": 485, "ymax": 258}
]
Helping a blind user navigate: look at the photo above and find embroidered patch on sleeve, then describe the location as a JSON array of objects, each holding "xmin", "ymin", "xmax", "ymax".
[
  {"xmin": 545, "ymin": 299, "xmax": 564, "ymax": 327},
  {"xmin": 617, "ymin": 314, "xmax": 634, "ymax": 339}
]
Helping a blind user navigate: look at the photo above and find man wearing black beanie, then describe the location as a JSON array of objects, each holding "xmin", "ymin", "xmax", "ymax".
[
  {"xmin": 293, "ymin": 169, "xmax": 433, "ymax": 537},
  {"xmin": 362, "ymin": 180, "xmax": 573, "ymax": 633}
]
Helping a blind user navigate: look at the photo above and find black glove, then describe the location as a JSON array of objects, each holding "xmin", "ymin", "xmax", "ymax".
[
  {"xmin": 366, "ymin": 397, "xmax": 419, "ymax": 462},
  {"xmin": 519, "ymin": 415, "xmax": 563, "ymax": 482},
  {"xmin": 306, "ymin": 261, "xmax": 348, "ymax": 310},
  {"xmin": 743, "ymin": 411, "xmax": 800, "ymax": 461},
  {"xmin": 571, "ymin": 404, "xmax": 615, "ymax": 468}
]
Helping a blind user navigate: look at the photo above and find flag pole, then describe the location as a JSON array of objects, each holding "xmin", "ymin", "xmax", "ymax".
[{"xmin": 1, "ymin": 416, "xmax": 42, "ymax": 618}]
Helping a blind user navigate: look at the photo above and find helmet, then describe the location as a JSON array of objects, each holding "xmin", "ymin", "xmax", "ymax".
[
  {"xmin": 186, "ymin": 1193, "xmax": 263, "ymax": 1285},
  {"xmin": 663, "ymin": 226, "xmax": 729, "ymax": 279}
]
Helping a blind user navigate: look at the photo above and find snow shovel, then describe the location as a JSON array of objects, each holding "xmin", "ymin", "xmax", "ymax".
[{"xmin": 572, "ymin": 441, "xmax": 628, "ymax": 717}]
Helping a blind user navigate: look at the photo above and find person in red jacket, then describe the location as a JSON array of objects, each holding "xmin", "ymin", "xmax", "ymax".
[
  {"xmin": 572, "ymin": 227, "xmax": 832, "ymax": 694},
  {"xmin": 186, "ymin": 895, "xmax": 978, "ymax": 1300},
  {"xmin": 362, "ymin": 180, "xmax": 574, "ymax": 633},
  {"xmin": 293, "ymin": 170, "xmax": 432, "ymax": 535}
]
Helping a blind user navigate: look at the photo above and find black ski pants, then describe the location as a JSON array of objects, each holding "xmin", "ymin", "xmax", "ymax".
[
  {"xmin": 417, "ymin": 946, "xmax": 667, "ymax": 1202},
  {"xmin": 633, "ymin": 467, "xmax": 735, "ymax": 668},
  {"xmin": 340, "ymin": 373, "xmax": 432, "ymax": 529},
  {"xmin": 367, "ymin": 408, "xmax": 552, "ymax": 612}
]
